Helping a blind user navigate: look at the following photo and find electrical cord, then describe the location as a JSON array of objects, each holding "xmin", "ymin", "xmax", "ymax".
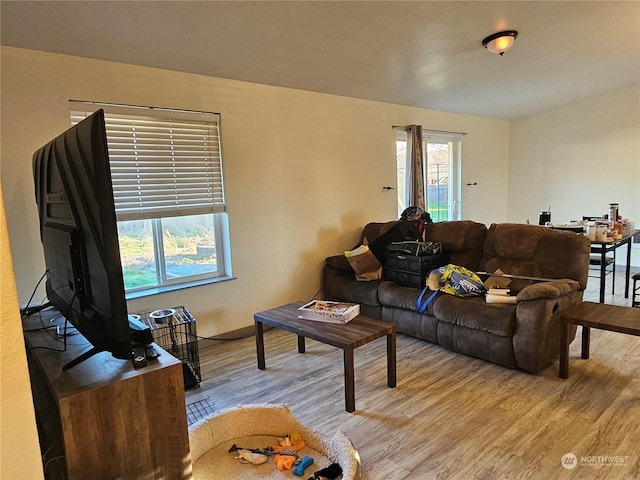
[
  {"xmin": 189, "ymin": 287, "xmax": 325, "ymax": 343},
  {"xmin": 28, "ymin": 284, "xmax": 326, "ymax": 349},
  {"xmin": 20, "ymin": 269, "xmax": 50, "ymax": 318},
  {"xmin": 26, "ymin": 290, "xmax": 81, "ymax": 354},
  {"xmin": 22, "ymin": 294, "xmax": 69, "ymax": 335},
  {"xmin": 43, "ymin": 455, "xmax": 66, "ymax": 474},
  {"xmin": 26, "ymin": 309, "xmax": 67, "ymax": 353}
]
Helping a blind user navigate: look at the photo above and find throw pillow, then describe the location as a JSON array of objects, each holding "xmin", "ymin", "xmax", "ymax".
[{"xmin": 344, "ymin": 245, "xmax": 382, "ymax": 281}]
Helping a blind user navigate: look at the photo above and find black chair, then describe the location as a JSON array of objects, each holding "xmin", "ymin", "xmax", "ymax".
[{"xmin": 588, "ymin": 252, "xmax": 616, "ymax": 295}]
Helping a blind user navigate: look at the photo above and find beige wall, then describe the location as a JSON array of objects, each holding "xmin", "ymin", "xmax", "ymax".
[
  {"xmin": 2, "ymin": 46, "xmax": 638, "ymax": 478},
  {"xmin": 1, "ymin": 46, "xmax": 510, "ymax": 338},
  {"xmin": 509, "ymin": 84, "xmax": 640, "ymax": 266},
  {"xmin": 0, "ymin": 184, "xmax": 44, "ymax": 479}
]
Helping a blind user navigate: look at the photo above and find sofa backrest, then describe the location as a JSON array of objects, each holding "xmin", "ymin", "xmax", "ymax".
[
  {"xmin": 360, "ymin": 221, "xmax": 399, "ymax": 245},
  {"xmin": 424, "ymin": 220, "xmax": 488, "ymax": 271},
  {"xmin": 480, "ymin": 223, "xmax": 591, "ymax": 292}
]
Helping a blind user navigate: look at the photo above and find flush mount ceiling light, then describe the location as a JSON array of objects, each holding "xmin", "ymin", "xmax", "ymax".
[{"xmin": 482, "ymin": 30, "xmax": 518, "ymax": 56}]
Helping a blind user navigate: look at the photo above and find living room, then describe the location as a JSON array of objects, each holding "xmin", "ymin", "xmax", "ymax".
[{"xmin": 1, "ymin": 2, "xmax": 639, "ymax": 479}]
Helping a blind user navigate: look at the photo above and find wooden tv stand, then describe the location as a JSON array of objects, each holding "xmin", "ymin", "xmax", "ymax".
[{"xmin": 23, "ymin": 308, "xmax": 192, "ymax": 479}]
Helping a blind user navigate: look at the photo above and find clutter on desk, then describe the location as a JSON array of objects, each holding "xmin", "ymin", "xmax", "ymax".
[
  {"xmin": 538, "ymin": 209, "xmax": 551, "ymax": 226},
  {"xmin": 544, "ymin": 202, "xmax": 634, "ymax": 242}
]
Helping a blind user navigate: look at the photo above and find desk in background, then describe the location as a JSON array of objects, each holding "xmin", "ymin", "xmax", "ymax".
[{"xmin": 590, "ymin": 234, "xmax": 633, "ymax": 303}]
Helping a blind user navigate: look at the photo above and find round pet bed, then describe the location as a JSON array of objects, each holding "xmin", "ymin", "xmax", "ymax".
[{"xmin": 188, "ymin": 404, "xmax": 361, "ymax": 479}]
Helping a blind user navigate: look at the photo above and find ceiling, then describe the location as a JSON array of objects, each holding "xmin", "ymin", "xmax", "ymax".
[{"xmin": 1, "ymin": 1, "xmax": 639, "ymax": 120}]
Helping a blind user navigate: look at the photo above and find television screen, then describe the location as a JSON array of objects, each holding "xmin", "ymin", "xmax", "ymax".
[{"xmin": 32, "ymin": 109, "xmax": 133, "ymax": 369}]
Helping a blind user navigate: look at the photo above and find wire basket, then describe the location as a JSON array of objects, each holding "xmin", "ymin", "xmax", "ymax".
[
  {"xmin": 137, "ymin": 306, "xmax": 202, "ymax": 389},
  {"xmin": 186, "ymin": 396, "xmax": 216, "ymax": 426}
]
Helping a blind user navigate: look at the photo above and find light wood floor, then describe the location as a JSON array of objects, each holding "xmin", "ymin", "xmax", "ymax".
[{"xmin": 186, "ymin": 273, "xmax": 640, "ymax": 479}]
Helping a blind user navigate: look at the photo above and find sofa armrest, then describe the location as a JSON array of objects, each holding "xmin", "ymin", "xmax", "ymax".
[
  {"xmin": 322, "ymin": 262, "xmax": 382, "ymax": 307},
  {"xmin": 512, "ymin": 289, "xmax": 583, "ymax": 373},
  {"xmin": 325, "ymin": 254, "xmax": 354, "ymax": 274},
  {"xmin": 516, "ymin": 280, "xmax": 580, "ymax": 302}
]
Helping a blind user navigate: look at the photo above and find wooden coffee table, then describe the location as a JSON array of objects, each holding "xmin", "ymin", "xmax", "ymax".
[
  {"xmin": 254, "ymin": 302, "xmax": 396, "ymax": 412},
  {"xmin": 559, "ymin": 301, "xmax": 640, "ymax": 378}
]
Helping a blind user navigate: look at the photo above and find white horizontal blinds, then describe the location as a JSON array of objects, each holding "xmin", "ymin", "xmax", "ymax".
[
  {"xmin": 423, "ymin": 132, "xmax": 464, "ymax": 143},
  {"xmin": 70, "ymin": 102, "xmax": 225, "ymax": 221}
]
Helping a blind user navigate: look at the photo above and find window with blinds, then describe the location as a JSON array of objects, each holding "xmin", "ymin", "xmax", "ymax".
[
  {"xmin": 69, "ymin": 101, "xmax": 232, "ymax": 295},
  {"xmin": 70, "ymin": 102, "xmax": 225, "ymax": 222}
]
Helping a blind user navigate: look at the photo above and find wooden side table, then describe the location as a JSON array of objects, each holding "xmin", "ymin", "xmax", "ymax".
[{"xmin": 559, "ymin": 301, "xmax": 640, "ymax": 378}]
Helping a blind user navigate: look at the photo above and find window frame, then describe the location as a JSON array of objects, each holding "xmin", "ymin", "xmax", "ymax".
[
  {"xmin": 69, "ymin": 101, "xmax": 233, "ymax": 298},
  {"xmin": 396, "ymin": 129, "xmax": 463, "ymax": 221}
]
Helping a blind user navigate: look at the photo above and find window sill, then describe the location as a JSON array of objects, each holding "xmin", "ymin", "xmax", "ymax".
[{"xmin": 125, "ymin": 275, "xmax": 236, "ymax": 300}]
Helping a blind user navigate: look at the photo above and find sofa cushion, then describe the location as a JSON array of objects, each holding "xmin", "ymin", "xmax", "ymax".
[
  {"xmin": 360, "ymin": 221, "xmax": 398, "ymax": 245},
  {"xmin": 433, "ymin": 295, "xmax": 516, "ymax": 337},
  {"xmin": 324, "ymin": 275, "xmax": 383, "ymax": 306},
  {"xmin": 480, "ymin": 223, "xmax": 591, "ymax": 292},
  {"xmin": 382, "ymin": 306, "xmax": 439, "ymax": 343},
  {"xmin": 424, "ymin": 221, "xmax": 487, "ymax": 271},
  {"xmin": 437, "ymin": 321, "xmax": 516, "ymax": 368},
  {"xmin": 516, "ymin": 280, "xmax": 580, "ymax": 301},
  {"xmin": 378, "ymin": 281, "xmax": 437, "ymax": 315}
]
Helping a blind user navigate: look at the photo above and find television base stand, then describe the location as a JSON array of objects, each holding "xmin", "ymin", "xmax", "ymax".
[
  {"xmin": 20, "ymin": 301, "xmax": 52, "ymax": 318},
  {"xmin": 62, "ymin": 346, "xmax": 105, "ymax": 371}
]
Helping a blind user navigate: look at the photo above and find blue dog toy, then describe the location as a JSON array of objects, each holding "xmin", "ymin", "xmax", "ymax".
[{"xmin": 293, "ymin": 456, "xmax": 314, "ymax": 476}]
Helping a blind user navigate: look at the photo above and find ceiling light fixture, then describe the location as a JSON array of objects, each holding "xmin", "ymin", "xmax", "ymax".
[{"xmin": 482, "ymin": 30, "xmax": 518, "ymax": 56}]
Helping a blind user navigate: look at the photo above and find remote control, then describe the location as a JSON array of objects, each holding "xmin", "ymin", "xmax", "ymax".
[
  {"xmin": 145, "ymin": 345, "xmax": 161, "ymax": 359},
  {"xmin": 132, "ymin": 347, "xmax": 147, "ymax": 368}
]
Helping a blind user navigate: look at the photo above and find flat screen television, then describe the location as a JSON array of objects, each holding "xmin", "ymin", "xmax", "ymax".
[{"xmin": 32, "ymin": 109, "xmax": 134, "ymax": 370}]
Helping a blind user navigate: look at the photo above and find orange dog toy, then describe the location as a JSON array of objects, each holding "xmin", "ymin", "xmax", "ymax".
[{"xmin": 271, "ymin": 440, "xmax": 306, "ymax": 471}]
